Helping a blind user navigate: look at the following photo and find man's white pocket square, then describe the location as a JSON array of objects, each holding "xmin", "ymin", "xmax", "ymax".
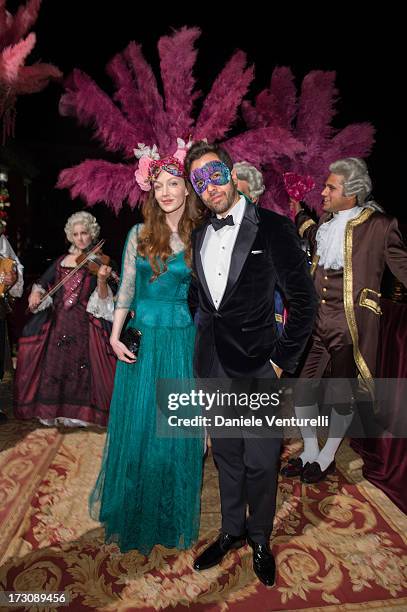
[{"xmin": 251, "ymin": 250, "xmax": 264, "ymax": 254}]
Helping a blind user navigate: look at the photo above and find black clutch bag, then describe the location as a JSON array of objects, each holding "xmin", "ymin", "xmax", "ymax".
[{"xmin": 120, "ymin": 327, "xmax": 142, "ymax": 358}]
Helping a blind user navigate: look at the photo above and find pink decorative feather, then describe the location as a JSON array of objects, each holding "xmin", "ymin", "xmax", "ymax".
[
  {"xmin": 225, "ymin": 126, "xmax": 304, "ymax": 166},
  {"xmin": 241, "ymin": 67, "xmax": 375, "ymax": 214},
  {"xmin": 124, "ymin": 42, "xmax": 170, "ymax": 152},
  {"xmin": 3, "ymin": 0, "xmax": 41, "ymax": 47},
  {"xmin": 241, "ymin": 100, "xmax": 260, "ymax": 129},
  {"xmin": 0, "ymin": 7, "xmax": 12, "ymax": 50},
  {"xmin": 267, "ymin": 67, "xmax": 297, "ymax": 129},
  {"xmin": 58, "ymin": 29, "xmax": 259, "ymax": 211},
  {"xmin": 158, "ymin": 27, "xmax": 200, "ymax": 142},
  {"xmin": 0, "ymin": 32, "xmax": 36, "ymax": 82},
  {"xmin": 296, "ymin": 70, "xmax": 337, "ymax": 144},
  {"xmin": 242, "ymin": 67, "xmax": 296, "ymax": 131},
  {"xmin": 14, "ymin": 62, "xmax": 62, "ymax": 93},
  {"xmin": 194, "ymin": 50, "xmax": 254, "ymax": 141},
  {"xmin": 106, "ymin": 51, "xmax": 154, "ymax": 144},
  {"xmin": 59, "ymin": 69, "xmax": 140, "ymax": 157},
  {"xmin": 326, "ymin": 123, "xmax": 375, "ymax": 161},
  {"xmin": 1, "ymin": 1, "xmax": 61, "ymax": 140},
  {"xmin": 57, "ymin": 160, "xmax": 142, "ymax": 213}
]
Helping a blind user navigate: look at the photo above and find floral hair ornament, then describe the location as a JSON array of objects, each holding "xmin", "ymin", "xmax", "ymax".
[
  {"xmin": 134, "ymin": 138, "xmax": 190, "ymax": 191},
  {"xmin": 283, "ymin": 172, "xmax": 315, "ymax": 202}
]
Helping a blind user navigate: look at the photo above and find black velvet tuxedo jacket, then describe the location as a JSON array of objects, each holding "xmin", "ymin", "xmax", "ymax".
[{"xmin": 189, "ymin": 200, "xmax": 317, "ymax": 378}]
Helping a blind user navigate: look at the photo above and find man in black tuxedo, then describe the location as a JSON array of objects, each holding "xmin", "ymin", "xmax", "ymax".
[{"xmin": 185, "ymin": 141, "xmax": 317, "ymax": 586}]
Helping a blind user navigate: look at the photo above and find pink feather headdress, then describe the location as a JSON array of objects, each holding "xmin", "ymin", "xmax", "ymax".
[
  {"xmin": 133, "ymin": 138, "xmax": 189, "ymax": 191},
  {"xmin": 57, "ymin": 27, "xmax": 304, "ymax": 213}
]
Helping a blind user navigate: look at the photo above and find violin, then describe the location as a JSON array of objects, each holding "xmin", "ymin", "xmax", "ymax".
[
  {"xmin": 75, "ymin": 244, "xmax": 119, "ymax": 284},
  {"xmin": 29, "ymin": 240, "xmax": 119, "ymax": 313}
]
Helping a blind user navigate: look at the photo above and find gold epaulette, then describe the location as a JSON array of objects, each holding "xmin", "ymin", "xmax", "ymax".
[{"xmin": 298, "ymin": 218, "xmax": 316, "ymax": 238}]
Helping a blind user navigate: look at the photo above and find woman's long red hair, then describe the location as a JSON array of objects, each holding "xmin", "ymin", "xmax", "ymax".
[{"xmin": 137, "ymin": 182, "xmax": 206, "ymax": 280}]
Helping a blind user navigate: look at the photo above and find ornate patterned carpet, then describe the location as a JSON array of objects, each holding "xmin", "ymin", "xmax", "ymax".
[{"xmin": 0, "ymin": 404, "xmax": 406, "ymax": 609}]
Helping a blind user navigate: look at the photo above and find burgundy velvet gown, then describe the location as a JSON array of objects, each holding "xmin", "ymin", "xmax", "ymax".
[{"xmin": 14, "ymin": 256, "xmax": 116, "ymax": 427}]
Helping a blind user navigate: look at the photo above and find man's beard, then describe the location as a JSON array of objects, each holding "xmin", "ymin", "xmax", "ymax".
[{"xmin": 202, "ymin": 183, "xmax": 238, "ymax": 214}]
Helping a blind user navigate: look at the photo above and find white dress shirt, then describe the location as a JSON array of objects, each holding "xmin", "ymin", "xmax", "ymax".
[{"xmin": 200, "ymin": 196, "xmax": 246, "ymax": 309}]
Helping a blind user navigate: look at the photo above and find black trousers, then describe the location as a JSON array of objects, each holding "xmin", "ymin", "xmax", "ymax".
[{"xmin": 208, "ymin": 351, "xmax": 281, "ymax": 544}]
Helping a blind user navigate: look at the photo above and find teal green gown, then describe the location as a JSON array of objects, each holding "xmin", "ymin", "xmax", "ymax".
[{"xmin": 90, "ymin": 225, "xmax": 203, "ymax": 554}]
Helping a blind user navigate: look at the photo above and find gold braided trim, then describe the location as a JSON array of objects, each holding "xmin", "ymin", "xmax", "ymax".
[
  {"xmin": 310, "ymin": 254, "xmax": 319, "ymax": 277},
  {"xmin": 298, "ymin": 218, "xmax": 316, "ymax": 238},
  {"xmin": 359, "ymin": 288, "xmax": 382, "ymax": 315},
  {"xmin": 343, "ymin": 208, "xmax": 375, "ymax": 397}
]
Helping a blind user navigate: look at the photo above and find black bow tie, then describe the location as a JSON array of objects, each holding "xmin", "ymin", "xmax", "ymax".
[{"xmin": 210, "ymin": 214, "xmax": 235, "ymax": 231}]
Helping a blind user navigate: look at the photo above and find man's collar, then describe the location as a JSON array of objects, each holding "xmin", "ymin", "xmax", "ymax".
[{"xmin": 216, "ymin": 194, "xmax": 246, "ymax": 225}]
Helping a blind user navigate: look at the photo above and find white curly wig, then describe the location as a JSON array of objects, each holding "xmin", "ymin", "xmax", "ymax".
[
  {"xmin": 329, "ymin": 158, "xmax": 372, "ymax": 205},
  {"xmin": 329, "ymin": 157, "xmax": 383, "ymax": 212},
  {"xmin": 65, "ymin": 211, "xmax": 100, "ymax": 247},
  {"xmin": 233, "ymin": 161, "xmax": 265, "ymax": 201}
]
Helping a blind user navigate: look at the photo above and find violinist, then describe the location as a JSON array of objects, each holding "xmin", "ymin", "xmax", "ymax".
[{"xmin": 14, "ymin": 211, "xmax": 117, "ymax": 428}]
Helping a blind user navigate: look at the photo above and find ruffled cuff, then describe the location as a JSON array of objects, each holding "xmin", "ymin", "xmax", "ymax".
[
  {"xmin": 31, "ymin": 283, "xmax": 53, "ymax": 312},
  {"xmin": 9, "ymin": 264, "xmax": 24, "ymax": 298},
  {"xmin": 86, "ymin": 286, "xmax": 114, "ymax": 322}
]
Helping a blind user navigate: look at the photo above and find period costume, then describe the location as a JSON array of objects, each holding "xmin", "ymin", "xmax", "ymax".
[
  {"xmin": 282, "ymin": 202, "xmax": 407, "ymax": 484},
  {"xmin": 296, "ymin": 206, "xmax": 407, "ymax": 391},
  {"xmin": 14, "ymin": 256, "xmax": 116, "ymax": 427}
]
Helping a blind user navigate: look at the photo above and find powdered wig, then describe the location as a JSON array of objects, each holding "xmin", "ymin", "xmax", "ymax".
[
  {"xmin": 233, "ymin": 161, "xmax": 265, "ymax": 201},
  {"xmin": 329, "ymin": 158, "xmax": 372, "ymax": 206},
  {"xmin": 64, "ymin": 211, "xmax": 100, "ymax": 244}
]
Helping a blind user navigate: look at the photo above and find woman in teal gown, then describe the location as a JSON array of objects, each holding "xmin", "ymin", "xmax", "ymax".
[{"xmin": 90, "ymin": 153, "xmax": 204, "ymax": 554}]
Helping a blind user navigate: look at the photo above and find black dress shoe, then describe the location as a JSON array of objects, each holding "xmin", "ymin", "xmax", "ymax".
[
  {"xmin": 248, "ymin": 537, "xmax": 276, "ymax": 587},
  {"xmin": 281, "ymin": 457, "xmax": 309, "ymax": 478},
  {"xmin": 301, "ymin": 460, "xmax": 335, "ymax": 483},
  {"xmin": 193, "ymin": 533, "xmax": 246, "ymax": 570}
]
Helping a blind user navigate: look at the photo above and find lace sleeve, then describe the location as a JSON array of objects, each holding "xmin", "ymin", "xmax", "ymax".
[
  {"xmin": 115, "ymin": 225, "xmax": 139, "ymax": 309},
  {"xmin": 86, "ymin": 285, "xmax": 115, "ymax": 321},
  {"xmin": 31, "ymin": 283, "xmax": 53, "ymax": 311}
]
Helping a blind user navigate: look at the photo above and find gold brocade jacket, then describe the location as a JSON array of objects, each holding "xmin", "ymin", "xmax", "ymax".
[{"xmin": 296, "ymin": 208, "xmax": 407, "ymax": 395}]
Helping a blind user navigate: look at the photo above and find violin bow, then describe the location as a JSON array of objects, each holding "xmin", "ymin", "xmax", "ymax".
[{"xmin": 30, "ymin": 239, "xmax": 105, "ymax": 312}]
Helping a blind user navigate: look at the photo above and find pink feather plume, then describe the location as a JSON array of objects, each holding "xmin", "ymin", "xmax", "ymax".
[
  {"xmin": 57, "ymin": 160, "xmax": 142, "ymax": 213},
  {"xmin": 2, "ymin": 0, "xmax": 41, "ymax": 47},
  {"xmin": 1, "ymin": 0, "xmax": 61, "ymax": 140},
  {"xmin": 158, "ymin": 27, "xmax": 200, "ymax": 143},
  {"xmin": 106, "ymin": 51, "xmax": 155, "ymax": 145},
  {"xmin": 241, "ymin": 67, "xmax": 375, "ymax": 214},
  {"xmin": 59, "ymin": 69, "xmax": 140, "ymax": 157},
  {"xmin": 194, "ymin": 50, "xmax": 254, "ymax": 141},
  {"xmin": 225, "ymin": 126, "xmax": 304, "ymax": 166},
  {"xmin": 296, "ymin": 70, "xmax": 337, "ymax": 144},
  {"xmin": 0, "ymin": 32, "xmax": 36, "ymax": 82},
  {"xmin": 124, "ymin": 42, "xmax": 170, "ymax": 152}
]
